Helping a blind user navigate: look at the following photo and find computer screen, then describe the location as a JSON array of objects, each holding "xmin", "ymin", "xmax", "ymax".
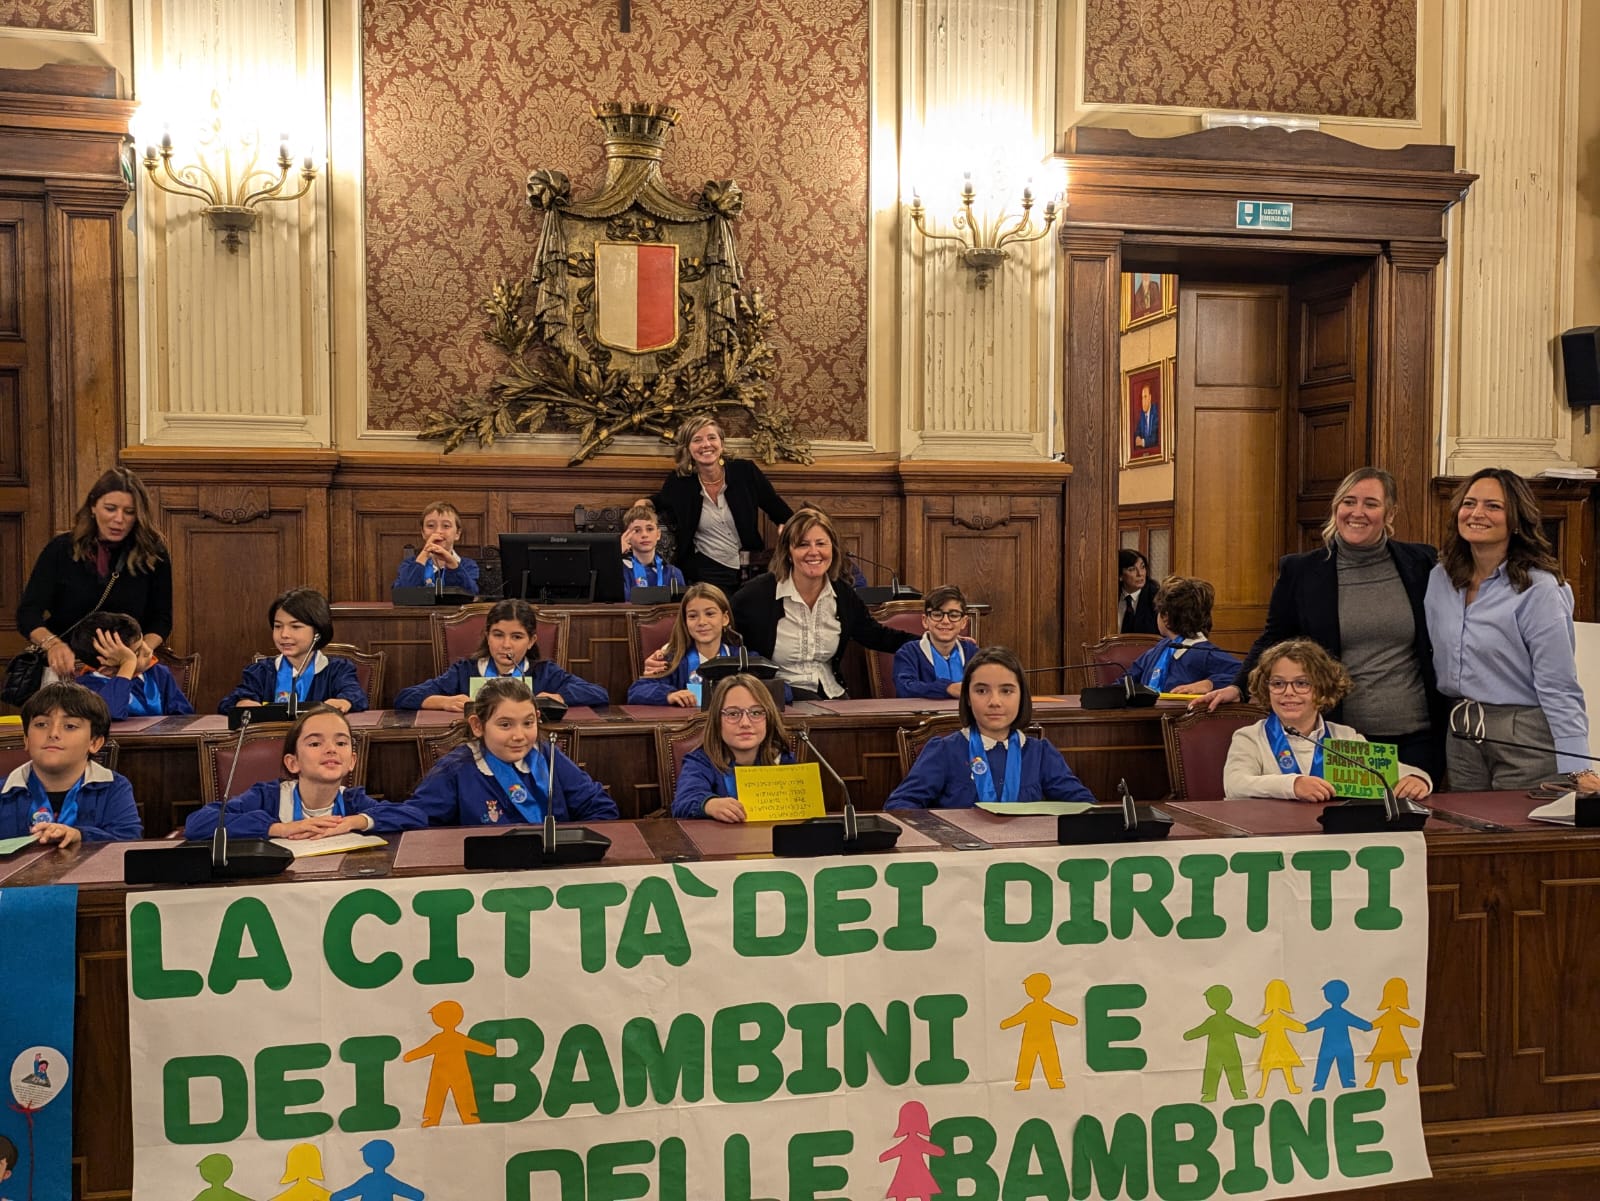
[{"xmin": 498, "ymin": 532, "xmax": 627, "ymax": 603}]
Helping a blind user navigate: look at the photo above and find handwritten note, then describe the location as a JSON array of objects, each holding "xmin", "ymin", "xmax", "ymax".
[{"xmin": 734, "ymin": 763, "xmax": 826, "ymax": 821}]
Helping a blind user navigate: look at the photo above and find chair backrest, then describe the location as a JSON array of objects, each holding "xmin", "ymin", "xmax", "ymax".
[
  {"xmin": 154, "ymin": 646, "xmax": 202, "ymax": 707},
  {"xmin": 1162, "ymin": 702, "xmax": 1269, "ymax": 800},
  {"xmin": 199, "ymin": 726, "xmax": 369, "ymax": 804},
  {"xmin": 431, "ymin": 604, "xmax": 568, "ymax": 675},
  {"xmin": 323, "ymin": 643, "xmax": 386, "ymax": 706},
  {"xmin": 1080, "ymin": 634, "xmax": 1162, "ymax": 687},
  {"xmin": 0, "ymin": 732, "xmax": 117, "ymax": 776},
  {"xmin": 654, "ymin": 718, "xmax": 708, "ymax": 811},
  {"xmin": 626, "ymin": 604, "xmax": 682, "ymax": 681},
  {"xmin": 863, "ymin": 602, "xmax": 929, "ymax": 698},
  {"xmin": 894, "ymin": 714, "xmax": 964, "ymax": 777},
  {"xmin": 418, "ymin": 724, "xmax": 575, "ymax": 775}
]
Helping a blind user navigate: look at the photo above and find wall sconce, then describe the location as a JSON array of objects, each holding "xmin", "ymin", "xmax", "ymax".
[
  {"xmin": 141, "ymin": 92, "xmax": 318, "ymax": 253},
  {"xmin": 907, "ymin": 173, "xmax": 1060, "ymax": 288}
]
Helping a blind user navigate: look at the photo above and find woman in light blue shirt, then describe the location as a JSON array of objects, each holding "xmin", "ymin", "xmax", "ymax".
[{"xmin": 1424, "ymin": 467, "xmax": 1599, "ymax": 791}]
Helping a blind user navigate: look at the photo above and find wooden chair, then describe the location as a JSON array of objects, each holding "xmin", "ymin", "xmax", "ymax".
[
  {"xmin": 1077, "ymin": 634, "xmax": 1162, "ymax": 690},
  {"xmin": 417, "ymin": 723, "xmax": 575, "ymax": 775},
  {"xmin": 862, "ymin": 601, "xmax": 929, "ymax": 698},
  {"xmin": 893, "ymin": 715, "xmax": 1044, "ymax": 780},
  {"xmin": 198, "ymin": 724, "xmax": 369, "ymax": 805},
  {"xmin": 1161, "ymin": 702, "xmax": 1268, "ymax": 800},
  {"xmin": 625, "ymin": 604, "xmax": 682, "ymax": 681},
  {"xmin": 323, "ymin": 643, "xmax": 386, "ymax": 706},
  {"xmin": 430, "ymin": 603, "xmax": 569, "ymax": 675},
  {"xmin": 0, "ymin": 733, "xmax": 118, "ymax": 776},
  {"xmin": 154, "ymin": 646, "xmax": 202, "ymax": 708}
]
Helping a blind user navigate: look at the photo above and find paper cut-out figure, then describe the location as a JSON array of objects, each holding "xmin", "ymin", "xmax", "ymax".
[
  {"xmin": 1256, "ymin": 978, "xmax": 1308, "ymax": 1096},
  {"xmin": 1364, "ymin": 977, "xmax": 1420, "ymax": 1087},
  {"xmin": 1304, "ymin": 979, "xmax": 1373, "ymax": 1091},
  {"xmin": 1182, "ymin": 984, "xmax": 1262, "ymax": 1102},
  {"xmin": 997, "ymin": 972, "xmax": 1078, "ymax": 1090},
  {"xmin": 22, "ymin": 1055, "xmax": 49, "ymax": 1087},
  {"xmin": 192, "ymin": 1153, "xmax": 257, "ymax": 1201},
  {"xmin": 273, "ymin": 1143, "xmax": 332, "ymax": 1201},
  {"xmin": 879, "ymin": 1100, "xmax": 945, "ymax": 1200},
  {"xmin": 329, "ymin": 1140, "xmax": 424, "ymax": 1201},
  {"xmin": 401, "ymin": 1000, "xmax": 495, "ymax": 1127}
]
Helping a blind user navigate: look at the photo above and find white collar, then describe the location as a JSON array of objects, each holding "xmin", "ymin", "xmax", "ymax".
[
  {"xmin": 476, "ymin": 657, "xmax": 529, "ymax": 676},
  {"xmin": 919, "ymin": 634, "xmax": 965, "ymax": 663},
  {"xmin": 3, "ymin": 759, "xmax": 114, "ymax": 792},
  {"xmin": 275, "ymin": 650, "xmax": 328, "ymax": 674},
  {"xmin": 968, "ymin": 728, "xmax": 1027, "ymax": 750},
  {"xmin": 470, "ymin": 742, "xmax": 532, "ymax": 776},
  {"xmin": 277, "ymin": 778, "xmax": 343, "ymax": 818},
  {"xmin": 776, "ymin": 575, "xmax": 833, "ymax": 604}
]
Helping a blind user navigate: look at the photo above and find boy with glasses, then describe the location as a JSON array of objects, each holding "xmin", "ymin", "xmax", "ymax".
[{"xmin": 893, "ymin": 586, "xmax": 979, "ymax": 699}]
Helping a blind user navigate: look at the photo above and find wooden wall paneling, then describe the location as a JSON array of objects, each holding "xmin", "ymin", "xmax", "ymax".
[
  {"xmin": 0, "ymin": 198, "xmax": 48, "ymax": 648},
  {"xmin": 1373, "ymin": 242, "xmax": 1446, "ymax": 542},
  {"xmin": 339, "ymin": 491, "xmax": 493, "ymax": 600}
]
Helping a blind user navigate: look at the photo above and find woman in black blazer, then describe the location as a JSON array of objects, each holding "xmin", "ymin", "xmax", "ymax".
[
  {"xmin": 648, "ymin": 416, "xmax": 793, "ymax": 594},
  {"xmin": 1117, "ymin": 549, "xmax": 1159, "ymax": 634},
  {"xmin": 1199, "ymin": 467, "xmax": 1443, "ymax": 780},
  {"xmin": 731, "ymin": 509, "xmax": 914, "ymax": 700}
]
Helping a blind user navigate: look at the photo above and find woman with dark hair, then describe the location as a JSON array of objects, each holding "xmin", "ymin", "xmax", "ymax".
[
  {"xmin": 18, "ymin": 467, "xmax": 173, "ymax": 680},
  {"xmin": 1425, "ymin": 467, "xmax": 1598, "ymax": 791},
  {"xmin": 1197, "ymin": 466, "xmax": 1443, "ymax": 780},
  {"xmin": 646, "ymin": 415, "xmax": 793, "ymax": 594},
  {"xmin": 1117, "ymin": 549, "xmax": 1159, "ymax": 634}
]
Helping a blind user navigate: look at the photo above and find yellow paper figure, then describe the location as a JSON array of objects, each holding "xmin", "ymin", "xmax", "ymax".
[
  {"xmin": 1256, "ymin": 978, "xmax": 1308, "ymax": 1096},
  {"xmin": 998, "ymin": 971, "xmax": 1078, "ymax": 1090},
  {"xmin": 1365, "ymin": 977, "xmax": 1420, "ymax": 1086},
  {"xmin": 401, "ymin": 999, "xmax": 496, "ymax": 1126},
  {"xmin": 272, "ymin": 1144, "xmax": 331, "ymax": 1201}
]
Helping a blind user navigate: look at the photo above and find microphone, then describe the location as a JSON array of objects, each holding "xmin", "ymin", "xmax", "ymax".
[
  {"xmin": 462, "ymin": 730, "xmax": 611, "ymax": 869},
  {"xmin": 541, "ymin": 730, "xmax": 559, "ymax": 853},
  {"xmin": 771, "ymin": 728, "xmax": 902, "ymax": 856},
  {"xmin": 287, "ymin": 634, "xmax": 321, "ymax": 717},
  {"xmin": 846, "ymin": 551, "xmax": 920, "ymax": 605},
  {"xmin": 1057, "ymin": 775, "xmax": 1175, "ymax": 845},
  {"xmin": 1284, "ymin": 726, "xmax": 1428, "ymax": 833}
]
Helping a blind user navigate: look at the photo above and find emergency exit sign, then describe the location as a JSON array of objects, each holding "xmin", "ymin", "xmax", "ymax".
[{"xmin": 1236, "ymin": 200, "xmax": 1294, "ymax": 229}]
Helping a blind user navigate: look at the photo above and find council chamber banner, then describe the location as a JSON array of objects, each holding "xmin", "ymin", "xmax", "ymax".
[
  {"xmin": 0, "ymin": 884, "xmax": 78, "ymax": 1201},
  {"xmin": 126, "ymin": 835, "xmax": 1431, "ymax": 1200}
]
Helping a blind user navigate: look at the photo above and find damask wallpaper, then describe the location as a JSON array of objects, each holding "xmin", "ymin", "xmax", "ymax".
[
  {"xmin": 362, "ymin": 0, "xmax": 870, "ymax": 441},
  {"xmin": 0, "ymin": 0, "xmax": 95, "ymax": 34},
  {"xmin": 1082, "ymin": 0, "xmax": 1416, "ymax": 121}
]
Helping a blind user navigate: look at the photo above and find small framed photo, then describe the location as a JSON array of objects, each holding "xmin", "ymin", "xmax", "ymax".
[
  {"xmin": 1121, "ymin": 272, "xmax": 1176, "ymax": 331},
  {"xmin": 1121, "ymin": 358, "xmax": 1173, "ymax": 468}
]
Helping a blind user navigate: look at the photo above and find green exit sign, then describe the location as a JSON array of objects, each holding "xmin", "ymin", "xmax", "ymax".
[{"xmin": 1236, "ymin": 200, "xmax": 1294, "ymax": 230}]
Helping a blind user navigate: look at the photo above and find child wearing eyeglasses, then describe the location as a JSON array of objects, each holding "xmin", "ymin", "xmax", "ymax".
[
  {"xmin": 1223, "ymin": 638, "xmax": 1432, "ymax": 801},
  {"xmin": 672, "ymin": 673, "xmax": 795, "ymax": 821},
  {"xmin": 893, "ymin": 585, "xmax": 980, "ymax": 700}
]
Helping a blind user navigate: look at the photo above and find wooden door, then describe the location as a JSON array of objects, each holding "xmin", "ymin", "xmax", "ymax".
[
  {"xmin": 1286, "ymin": 259, "xmax": 1375, "ymax": 549},
  {"xmin": 0, "ymin": 199, "xmax": 51, "ymax": 655},
  {"xmin": 1173, "ymin": 282, "xmax": 1288, "ymax": 653}
]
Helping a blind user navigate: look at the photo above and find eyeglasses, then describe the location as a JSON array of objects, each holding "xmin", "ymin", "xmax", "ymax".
[
  {"xmin": 1267, "ymin": 679, "xmax": 1313, "ymax": 695},
  {"xmin": 926, "ymin": 609, "xmax": 968, "ymax": 623},
  {"xmin": 720, "ymin": 707, "xmax": 768, "ymax": 724}
]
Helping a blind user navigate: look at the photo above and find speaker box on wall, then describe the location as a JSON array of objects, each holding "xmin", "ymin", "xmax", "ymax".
[{"xmin": 1560, "ymin": 326, "xmax": 1600, "ymax": 409}]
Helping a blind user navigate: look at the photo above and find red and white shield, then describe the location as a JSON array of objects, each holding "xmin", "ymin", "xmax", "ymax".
[{"xmin": 595, "ymin": 241, "xmax": 679, "ymax": 353}]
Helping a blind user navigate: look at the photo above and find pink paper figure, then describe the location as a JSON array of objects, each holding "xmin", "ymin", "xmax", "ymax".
[{"xmin": 879, "ymin": 1100, "xmax": 944, "ymax": 1200}]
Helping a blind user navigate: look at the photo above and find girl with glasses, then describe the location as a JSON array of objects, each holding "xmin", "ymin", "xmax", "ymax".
[
  {"xmin": 893, "ymin": 585, "xmax": 979, "ymax": 700},
  {"xmin": 1223, "ymin": 638, "xmax": 1432, "ymax": 801},
  {"xmin": 672, "ymin": 673, "xmax": 795, "ymax": 821}
]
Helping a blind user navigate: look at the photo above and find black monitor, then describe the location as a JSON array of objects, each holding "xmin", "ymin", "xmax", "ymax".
[{"xmin": 498, "ymin": 532, "xmax": 626, "ymax": 604}]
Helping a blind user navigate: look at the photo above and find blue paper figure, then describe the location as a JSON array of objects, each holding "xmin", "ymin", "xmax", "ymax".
[
  {"xmin": 1303, "ymin": 979, "xmax": 1373, "ymax": 1090},
  {"xmin": 330, "ymin": 1140, "xmax": 424, "ymax": 1201}
]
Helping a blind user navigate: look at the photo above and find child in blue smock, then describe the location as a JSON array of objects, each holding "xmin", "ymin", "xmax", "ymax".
[
  {"xmin": 218, "ymin": 586, "xmax": 369, "ymax": 714},
  {"xmin": 0, "ymin": 683, "xmax": 141, "ymax": 845},
  {"xmin": 672, "ymin": 673, "xmax": 797, "ymax": 821},
  {"xmin": 1123, "ymin": 575, "xmax": 1240, "ymax": 695},
  {"xmin": 885, "ymin": 647, "xmax": 1096, "ymax": 810},
  {"xmin": 392, "ymin": 500, "xmax": 480, "ymax": 594},
  {"xmin": 185, "ymin": 706, "xmax": 427, "ymax": 839},
  {"xmin": 893, "ymin": 584, "xmax": 980, "ymax": 700},
  {"xmin": 619, "ymin": 501, "xmax": 686, "ymax": 601},
  {"xmin": 70, "ymin": 610, "xmax": 193, "ymax": 719},
  {"xmin": 628, "ymin": 583, "xmax": 740, "ymax": 706},
  {"xmin": 406, "ymin": 678, "xmax": 617, "ymax": 825},
  {"xmin": 394, "ymin": 598, "xmax": 608, "ymax": 712}
]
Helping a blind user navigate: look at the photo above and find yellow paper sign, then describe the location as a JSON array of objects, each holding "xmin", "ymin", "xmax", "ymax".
[{"xmin": 734, "ymin": 763, "xmax": 826, "ymax": 821}]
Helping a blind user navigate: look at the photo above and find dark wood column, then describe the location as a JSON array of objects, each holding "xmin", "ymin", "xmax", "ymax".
[{"xmin": 1373, "ymin": 240, "xmax": 1447, "ymax": 542}]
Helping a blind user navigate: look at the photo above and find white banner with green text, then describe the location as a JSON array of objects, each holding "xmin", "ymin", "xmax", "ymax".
[{"xmin": 127, "ymin": 833, "xmax": 1431, "ymax": 1200}]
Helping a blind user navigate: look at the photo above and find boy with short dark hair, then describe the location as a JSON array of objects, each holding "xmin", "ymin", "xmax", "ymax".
[
  {"xmin": 1125, "ymin": 576, "xmax": 1241, "ymax": 695},
  {"xmin": 619, "ymin": 502, "xmax": 685, "ymax": 600},
  {"xmin": 0, "ymin": 683, "xmax": 142, "ymax": 846},
  {"xmin": 68, "ymin": 610, "xmax": 193, "ymax": 719},
  {"xmin": 393, "ymin": 501, "xmax": 480, "ymax": 594},
  {"xmin": 893, "ymin": 584, "xmax": 979, "ymax": 699}
]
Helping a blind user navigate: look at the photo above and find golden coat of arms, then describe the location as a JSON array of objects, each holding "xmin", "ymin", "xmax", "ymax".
[{"xmin": 420, "ymin": 102, "xmax": 811, "ymax": 466}]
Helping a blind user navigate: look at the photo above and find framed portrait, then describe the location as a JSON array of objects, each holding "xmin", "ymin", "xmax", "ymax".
[
  {"xmin": 1121, "ymin": 358, "xmax": 1173, "ymax": 468},
  {"xmin": 1120, "ymin": 272, "xmax": 1176, "ymax": 331}
]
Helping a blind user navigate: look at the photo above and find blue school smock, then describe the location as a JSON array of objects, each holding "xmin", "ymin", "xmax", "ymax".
[
  {"xmin": 883, "ymin": 729, "xmax": 1096, "ymax": 810},
  {"xmin": 184, "ymin": 779, "xmax": 426, "ymax": 840},
  {"xmin": 671, "ymin": 745, "xmax": 798, "ymax": 819},
  {"xmin": 393, "ymin": 554, "xmax": 480, "ymax": 594},
  {"xmin": 620, "ymin": 557, "xmax": 686, "ymax": 601},
  {"xmin": 406, "ymin": 742, "xmax": 618, "ymax": 825},
  {"xmin": 892, "ymin": 635, "xmax": 980, "ymax": 700},
  {"xmin": 393, "ymin": 657, "xmax": 609, "ymax": 711},
  {"xmin": 0, "ymin": 761, "xmax": 143, "ymax": 842},
  {"xmin": 217, "ymin": 653, "xmax": 369, "ymax": 714},
  {"xmin": 1124, "ymin": 636, "xmax": 1242, "ymax": 692},
  {"xmin": 78, "ymin": 662, "xmax": 194, "ymax": 720}
]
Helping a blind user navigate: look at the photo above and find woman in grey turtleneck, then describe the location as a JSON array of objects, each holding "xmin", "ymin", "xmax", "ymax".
[{"xmin": 1197, "ymin": 467, "xmax": 1442, "ymax": 781}]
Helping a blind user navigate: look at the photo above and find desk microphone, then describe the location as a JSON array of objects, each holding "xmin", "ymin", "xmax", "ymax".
[
  {"xmin": 771, "ymin": 728, "xmax": 901, "ymax": 856},
  {"xmin": 1285, "ymin": 727, "xmax": 1428, "ymax": 833},
  {"xmin": 1030, "ymin": 661, "xmax": 1162, "ymax": 709},
  {"xmin": 1056, "ymin": 776, "xmax": 1175, "ymax": 844},
  {"xmin": 462, "ymin": 732, "xmax": 611, "ymax": 869},
  {"xmin": 846, "ymin": 551, "xmax": 920, "ymax": 604},
  {"xmin": 1449, "ymin": 700, "xmax": 1600, "ymax": 825},
  {"xmin": 286, "ymin": 634, "xmax": 321, "ymax": 717}
]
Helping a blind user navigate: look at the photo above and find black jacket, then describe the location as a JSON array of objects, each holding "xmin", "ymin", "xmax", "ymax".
[
  {"xmin": 1119, "ymin": 580, "xmax": 1159, "ymax": 635},
  {"xmin": 650, "ymin": 458, "xmax": 793, "ymax": 557},
  {"xmin": 17, "ymin": 533, "xmax": 174, "ymax": 642},
  {"xmin": 1231, "ymin": 539, "xmax": 1439, "ymax": 713},
  {"xmin": 732, "ymin": 573, "xmax": 915, "ymax": 685}
]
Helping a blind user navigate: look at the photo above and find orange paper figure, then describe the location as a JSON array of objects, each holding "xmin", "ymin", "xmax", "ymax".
[
  {"xmin": 401, "ymin": 999, "xmax": 495, "ymax": 1127},
  {"xmin": 998, "ymin": 972, "xmax": 1078, "ymax": 1090},
  {"xmin": 273, "ymin": 1143, "xmax": 332, "ymax": 1201},
  {"xmin": 1256, "ymin": 978, "xmax": 1308, "ymax": 1097},
  {"xmin": 1364, "ymin": 977, "xmax": 1420, "ymax": 1087}
]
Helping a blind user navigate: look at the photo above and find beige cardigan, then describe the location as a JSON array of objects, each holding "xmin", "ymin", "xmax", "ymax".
[{"xmin": 1223, "ymin": 717, "xmax": 1433, "ymax": 800}]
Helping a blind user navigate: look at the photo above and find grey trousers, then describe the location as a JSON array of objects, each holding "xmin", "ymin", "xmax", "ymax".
[{"xmin": 1445, "ymin": 701, "xmax": 1559, "ymax": 791}]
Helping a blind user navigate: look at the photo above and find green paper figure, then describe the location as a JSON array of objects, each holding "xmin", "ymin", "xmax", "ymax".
[
  {"xmin": 192, "ymin": 1153, "xmax": 257, "ymax": 1201},
  {"xmin": 1183, "ymin": 984, "xmax": 1262, "ymax": 1102}
]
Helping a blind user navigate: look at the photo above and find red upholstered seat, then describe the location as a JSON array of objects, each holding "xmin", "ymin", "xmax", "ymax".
[{"xmin": 1161, "ymin": 703, "xmax": 1269, "ymax": 800}]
